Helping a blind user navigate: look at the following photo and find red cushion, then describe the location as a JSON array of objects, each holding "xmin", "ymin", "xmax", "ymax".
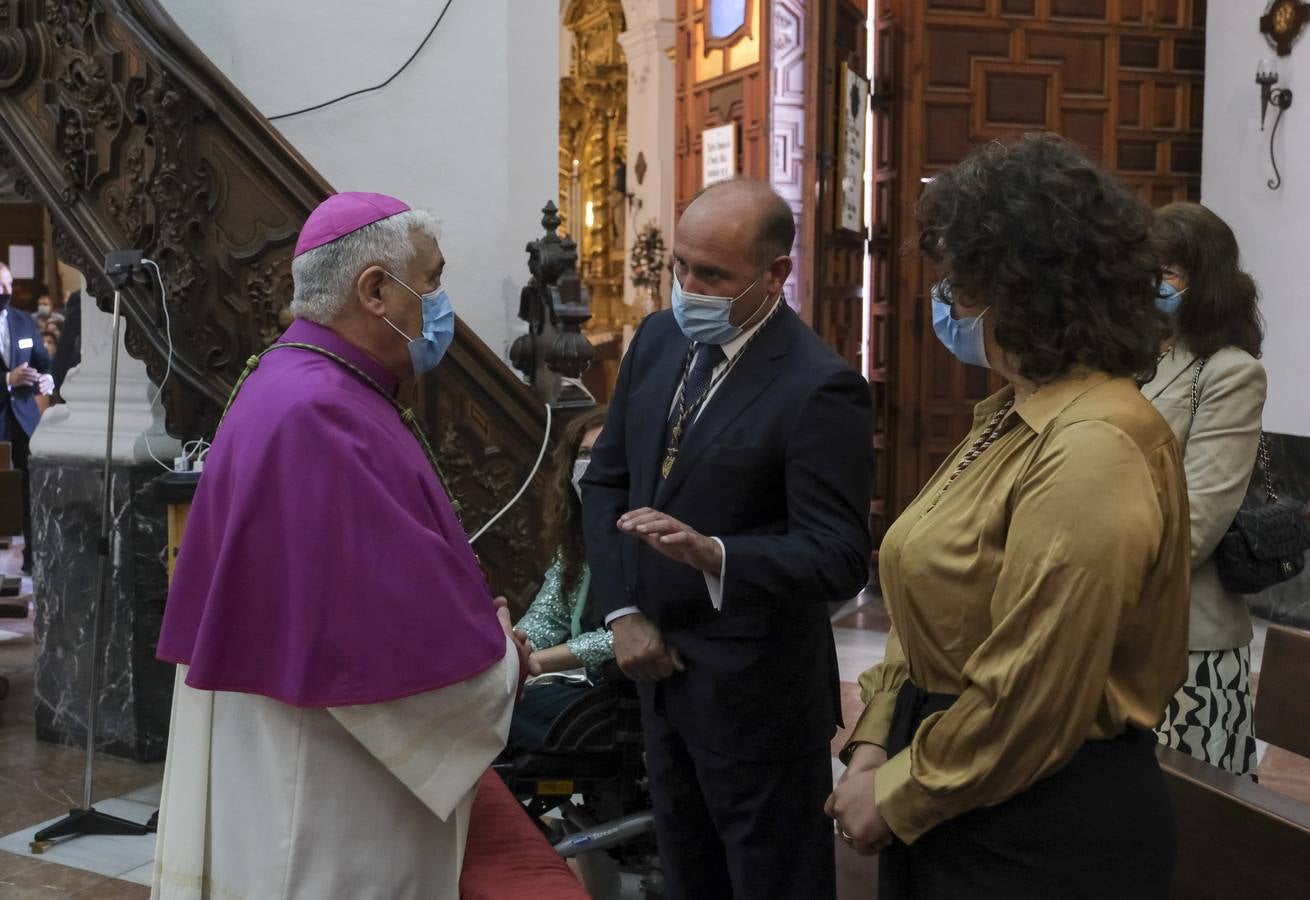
[{"xmin": 459, "ymin": 771, "xmax": 589, "ymax": 900}]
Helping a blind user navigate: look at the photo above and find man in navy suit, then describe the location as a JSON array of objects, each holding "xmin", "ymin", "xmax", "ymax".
[
  {"xmin": 0, "ymin": 263, "xmax": 54, "ymax": 574},
  {"xmin": 581, "ymin": 180, "xmax": 874, "ymax": 899}
]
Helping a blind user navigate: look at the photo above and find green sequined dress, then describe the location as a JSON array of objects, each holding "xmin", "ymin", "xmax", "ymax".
[{"xmin": 515, "ymin": 554, "xmax": 614, "ymax": 668}]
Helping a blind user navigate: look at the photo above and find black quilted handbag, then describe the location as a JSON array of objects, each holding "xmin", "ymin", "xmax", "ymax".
[{"xmin": 1191, "ymin": 359, "xmax": 1310, "ymax": 594}]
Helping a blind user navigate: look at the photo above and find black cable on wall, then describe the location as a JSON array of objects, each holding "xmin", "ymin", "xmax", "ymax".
[{"xmin": 267, "ymin": 0, "xmax": 455, "ymax": 122}]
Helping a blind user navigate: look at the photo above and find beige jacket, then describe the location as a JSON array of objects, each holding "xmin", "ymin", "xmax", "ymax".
[{"xmin": 1142, "ymin": 344, "xmax": 1267, "ymax": 650}]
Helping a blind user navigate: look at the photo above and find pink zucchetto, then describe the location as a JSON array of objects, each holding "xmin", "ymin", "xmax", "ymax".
[{"xmin": 293, "ymin": 192, "xmax": 411, "ymax": 258}]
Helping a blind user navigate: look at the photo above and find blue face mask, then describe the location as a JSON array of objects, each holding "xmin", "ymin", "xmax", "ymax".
[
  {"xmin": 671, "ymin": 274, "xmax": 763, "ymax": 345},
  {"xmin": 382, "ymin": 270, "xmax": 456, "ymax": 375},
  {"xmin": 931, "ymin": 282, "xmax": 990, "ymax": 369},
  {"xmin": 1157, "ymin": 281, "xmax": 1187, "ymax": 316}
]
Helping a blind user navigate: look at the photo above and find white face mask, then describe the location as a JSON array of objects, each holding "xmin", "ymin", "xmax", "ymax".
[{"xmin": 571, "ymin": 458, "xmax": 590, "ymax": 500}]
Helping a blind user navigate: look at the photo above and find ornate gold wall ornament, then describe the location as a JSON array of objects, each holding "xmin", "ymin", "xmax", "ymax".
[
  {"xmin": 1261, "ymin": 0, "xmax": 1310, "ymax": 56},
  {"xmin": 560, "ymin": 0, "xmax": 635, "ymax": 341}
]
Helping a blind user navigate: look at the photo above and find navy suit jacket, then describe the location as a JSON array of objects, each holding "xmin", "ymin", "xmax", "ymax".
[
  {"xmin": 581, "ymin": 305, "xmax": 874, "ymax": 761},
  {"xmin": 0, "ymin": 308, "xmax": 51, "ymax": 437}
]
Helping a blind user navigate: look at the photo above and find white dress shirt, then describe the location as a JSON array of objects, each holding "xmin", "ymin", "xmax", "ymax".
[
  {"xmin": 606, "ymin": 299, "xmax": 781, "ymax": 625},
  {"xmin": 0, "ymin": 307, "xmax": 10, "ymax": 369}
]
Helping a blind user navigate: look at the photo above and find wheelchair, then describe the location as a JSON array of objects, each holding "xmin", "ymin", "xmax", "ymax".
[{"xmin": 494, "ymin": 666, "xmax": 663, "ymax": 900}]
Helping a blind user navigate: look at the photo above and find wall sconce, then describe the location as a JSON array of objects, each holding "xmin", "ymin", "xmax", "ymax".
[{"xmin": 1257, "ymin": 57, "xmax": 1294, "ymax": 189}]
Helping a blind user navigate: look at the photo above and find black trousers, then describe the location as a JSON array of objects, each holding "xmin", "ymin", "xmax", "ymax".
[
  {"xmin": 0, "ymin": 410, "xmax": 32, "ymax": 571},
  {"xmin": 879, "ymin": 681, "xmax": 1175, "ymax": 900},
  {"xmin": 642, "ymin": 694, "xmax": 835, "ymax": 900}
]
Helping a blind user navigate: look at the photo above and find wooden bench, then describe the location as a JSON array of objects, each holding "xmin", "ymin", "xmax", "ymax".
[
  {"xmin": 1160, "ymin": 623, "xmax": 1310, "ymax": 898},
  {"xmin": 1255, "ymin": 624, "xmax": 1310, "ymax": 759}
]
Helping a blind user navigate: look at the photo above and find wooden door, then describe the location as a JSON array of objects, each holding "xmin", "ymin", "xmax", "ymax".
[
  {"xmin": 883, "ymin": 0, "xmax": 1206, "ymax": 520},
  {"xmin": 805, "ymin": 0, "xmax": 887, "ymax": 549},
  {"xmin": 807, "ymin": 0, "xmax": 870, "ymax": 371},
  {"xmin": 0, "ymin": 202, "xmax": 46, "ymax": 311},
  {"xmin": 867, "ymin": 0, "xmax": 898, "ymax": 544},
  {"xmin": 674, "ymin": 0, "xmax": 770, "ymax": 214}
]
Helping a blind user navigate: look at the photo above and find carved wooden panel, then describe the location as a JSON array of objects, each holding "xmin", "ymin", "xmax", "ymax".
[
  {"xmin": 0, "ymin": 201, "xmax": 46, "ymax": 309},
  {"xmin": 771, "ymin": 0, "xmax": 808, "ymax": 314},
  {"xmin": 866, "ymin": 0, "xmax": 897, "ymax": 545},
  {"xmin": 881, "ymin": 0, "xmax": 1206, "ymax": 518},
  {"xmin": 0, "ymin": 0, "xmax": 552, "ymax": 606},
  {"xmin": 675, "ymin": 0, "xmax": 769, "ymax": 213},
  {"xmin": 796, "ymin": 0, "xmax": 869, "ymax": 544},
  {"xmin": 0, "ymin": 1, "xmax": 316, "ymax": 439},
  {"xmin": 807, "ymin": 0, "xmax": 868, "ymax": 371}
]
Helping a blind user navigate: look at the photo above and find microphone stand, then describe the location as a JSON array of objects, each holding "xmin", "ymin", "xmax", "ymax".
[{"xmin": 33, "ymin": 251, "xmax": 153, "ymax": 848}]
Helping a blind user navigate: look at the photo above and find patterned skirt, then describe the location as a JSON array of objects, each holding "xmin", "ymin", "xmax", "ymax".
[{"xmin": 1155, "ymin": 646, "xmax": 1258, "ymax": 779}]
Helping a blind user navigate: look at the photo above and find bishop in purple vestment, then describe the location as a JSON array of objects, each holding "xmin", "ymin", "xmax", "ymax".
[{"xmin": 151, "ymin": 193, "xmax": 529, "ymax": 900}]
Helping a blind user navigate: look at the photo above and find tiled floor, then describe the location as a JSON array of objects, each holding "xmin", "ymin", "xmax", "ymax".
[
  {"xmin": 0, "ymin": 538, "xmax": 160, "ymax": 898},
  {"xmin": 1, "ymin": 566, "xmax": 1307, "ymax": 898}
]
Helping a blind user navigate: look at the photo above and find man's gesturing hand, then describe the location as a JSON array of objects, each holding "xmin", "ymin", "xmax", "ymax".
[
  {"xmin": 618, "ymin": 508, "xmax": 723, "ymax": 575},
  {"xmin": 8, "ymin": 364, "xmax": 40, "ymax": 388}
]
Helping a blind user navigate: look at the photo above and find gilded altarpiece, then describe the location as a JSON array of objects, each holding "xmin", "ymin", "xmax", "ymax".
[{"xmin": 560, "ymin": 0, "xmax": 635, "ymax": 358}]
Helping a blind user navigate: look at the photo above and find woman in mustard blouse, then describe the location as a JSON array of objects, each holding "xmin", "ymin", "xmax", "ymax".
[{"xmin": 828, "ymin": 135, "xmax": 1191, "ymax": 897}]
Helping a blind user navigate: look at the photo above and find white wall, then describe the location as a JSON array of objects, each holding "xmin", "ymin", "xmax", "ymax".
[
  {"xmin": 1202, "ymin": 2, "xmax": 1309, "ymax": 436},
  {"xmin": 161, "ymin": 0, "xmax": 559, "ymax": 359}
]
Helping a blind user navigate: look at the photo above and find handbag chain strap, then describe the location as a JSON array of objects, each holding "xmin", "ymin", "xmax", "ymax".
[{"xmin": 1190, "ymin": 357, "xmax": 1278, "ymax": 505}]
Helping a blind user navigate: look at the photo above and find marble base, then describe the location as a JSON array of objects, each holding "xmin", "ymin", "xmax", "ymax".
[
  {"xmin": 1243, "ymin": 431, "xmax": 1310, "ymax": 630},
  {"xmin": 30, "ymin": 458, "xmax": 173, "ymax": 762}
]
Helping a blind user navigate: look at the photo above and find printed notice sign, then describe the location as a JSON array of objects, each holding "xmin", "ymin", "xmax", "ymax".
[
  {"xmin": 702, "ymin": 124, "xmax": 737, "ymax": 187},
  {"xmin": 839, "ymin": 64, "xmax": 869, "ymax": 233},
  {"xmin": 7, "ymin": 245, "xmax": 34, "ymax": 280}
]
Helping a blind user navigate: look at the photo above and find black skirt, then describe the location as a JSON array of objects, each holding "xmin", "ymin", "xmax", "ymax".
[{"xmin": 878, "ymin": 681, "xmax": 1175, "ymax": 900}]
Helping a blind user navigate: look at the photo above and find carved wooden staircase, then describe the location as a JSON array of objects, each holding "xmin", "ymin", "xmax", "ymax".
[{"xmin": 0, "ymin": 0, "xmax": 578, "ymax": 603}]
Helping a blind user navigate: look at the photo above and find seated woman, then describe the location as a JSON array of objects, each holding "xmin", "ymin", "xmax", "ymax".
[
  {"xmin": 509, "ymin": 407, "xmax": 612, "ymax": 753},
  {"xmin": 829, "ymin": 134, "xmax": 1190, "ymax": 898}
]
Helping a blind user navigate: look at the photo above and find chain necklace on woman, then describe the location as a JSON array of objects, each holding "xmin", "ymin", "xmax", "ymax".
[{"xmin": 924, "ymin": 398, "xmax": 1015, "ymax": 514}]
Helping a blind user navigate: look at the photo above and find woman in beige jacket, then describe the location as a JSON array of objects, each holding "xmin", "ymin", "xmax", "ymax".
[{"xmin": 1143, "ymin": 202, "xmax": 1266, "ymax": 778}]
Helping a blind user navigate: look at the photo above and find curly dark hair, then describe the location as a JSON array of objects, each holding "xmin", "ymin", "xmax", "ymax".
[
  {"xmin": 542, "ymin": 406, "xmax": 609, "ymax": 595},
  {"xmin": 1152, "ymin": 203, "xmax": 1263, "ymax": 359},
  {"xmin": 917, "ymin": 133, "xmax": 1170, "ymax": 382}
]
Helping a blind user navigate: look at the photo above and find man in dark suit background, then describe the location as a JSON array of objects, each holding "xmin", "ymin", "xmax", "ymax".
[
  {"xmin": 581, "ymin": 180, "xmax": 874, "ymax": 900},
  {"xmin": 51, "ymin": 289, "xmax": 82, "ymax": 393},
  {"xmin": 0, "ymin": 263, "xmax": 54, "ymax": 574}
]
